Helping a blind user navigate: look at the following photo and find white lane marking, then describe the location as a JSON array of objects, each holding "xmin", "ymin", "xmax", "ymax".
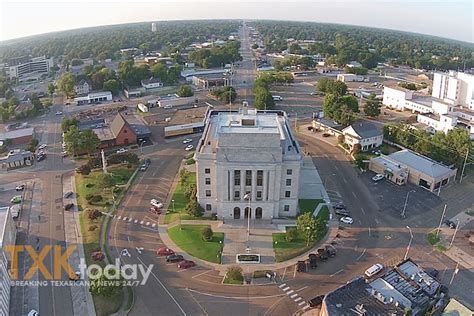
[
  {"xmin": 360, "ymin": 207, "xmax": 366, "ymax": 215},
  {"xmin": 192, "ymin": 270, "xmax": 212, "ymax": 279},
  {"xmin": 290, "ymin": 294, "xmax": 298, "ymax": 298},
  {"xmin": 342, "ymin": 178, "xmax": 347, "ymax": 184},
  {"xmin": 286, "ymin": 290, "xmax": 294, "ymax": 295},
  {"xmin": 302, "ymin": 305, "xmax": 310, "ymax": 310},
  {"xmin": 278, "ymin": 283, "xmax": 287, "ymax": 288},
  {"xmin": 117, "ymin": 215, "xmax": 121, "ymax": 220},
  {"xmin": 294, "ymin": 297, "xmax": 302, "ymax": 302},
  {"xmin": 134, "ymin": 219, "xmax": 138, "ymax": 224},
  {"xmin": 298, "ymin": 301, "xmax": 306, "ymax": 306},
  {"xmin": 152, "ymin": 223, "xmax": 156, "ymax": 228},
  {"xmin": 140, "ymin": 220, "xmax": 144, "ymax": 225},
  {"xmin": 368, "ymin": 227, "xmax": 371, "ymax": 237},
  {"xmin": 356, "ymin": 248, "xmax": 367, "ymax": 261},
  {"xmin": 187, "ymin": 288, "xmax": 286, "ymax": 300},
  {"xmin": 329, "ymin": 269, "xmax": 344, "ymax": 277},
  {"xmin": 352, "ymin": 191, "xmax": 357, "ymax": 198},
  {"xmin": 128, "ymin": 217, "xmax": 133, "ymax": 222},
  {"xmin": 146, "ymin": 221, "xmax": 150, "ymax": 226},
  {"xmin": 282, "ymin": 287, "xmax": 290, "ymax": 291},
  {"xmin": 123, "ymin": 217, "xmax": 127, "ymax": 221}
]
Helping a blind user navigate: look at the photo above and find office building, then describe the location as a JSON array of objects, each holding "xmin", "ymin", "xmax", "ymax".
[
  {"xmin": 7, "ymin": 56, "xmax": 54, "ymax": 80},
  {"xmin": 0, "ymin": 206, "xmax": 17, "ymax": 315},
  {"xmin": 151, "ymin": 22, "xmax": 157, "ymax": 32},
  {"xmin": 195, "ymin": 109, "xmax": 303, "ymax": 220}
]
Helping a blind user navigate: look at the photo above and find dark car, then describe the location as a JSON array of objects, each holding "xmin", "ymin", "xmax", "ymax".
[
  {"xmin": 296, "ymin": 260, "xmax": 306, "ymax": 272},
  {"xmin": 444, "ymin": 220, "xmax": 456, "ymax": 229},
  {"xmin": 317, "ymin": 248, "xmax": 328, "ymax": 261},
  {"xmin": 64, "ymin": 203, "xmax": 74, "ymax": 210},
  {"xmin": 63, "ymin": 191, "xmax": 73, "ymax": 198},
  {"xmin": 308, "ymin": 253, "xmax": 318, "ymax": 269},
  {"xmin": 333, "ymin": 203, "xmax": 347, "ymax": 210},
  {"xmin": 36, "ymin": 154, "xmax": 46, "ymax": 162},
  {"xmin": 335, "ymin": 209, "xmax": 350, "ymax": 216},
  {"xmin": 177, "ymin": 260, "xmax": 196, "ymax": 269},
  {"xmin": 166, "ymin": 254, "xmax": 184, "ymax": 263},
  {"xmin": 325, "ymin": 245, "xmax": 336, "ymax": 257},
  {"xmin": 308, "ymin": 295, "xmax": 324, "ymax": 307}
]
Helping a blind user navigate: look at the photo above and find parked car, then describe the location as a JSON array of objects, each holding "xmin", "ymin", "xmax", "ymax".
[
  {"xmin": 150, "ymin": 199, "xmax": 163, "ymax": 209},
  {"xmin": 116, "ymin": 148, "xmax": 128, "ymax": 154},
  {"xmin": 177, "ymin": 260, "xmax": 195, "ymax": 269},
  {"xmin": 325, "ymin": 245, "xmax": 337, "ymax": 257},
  {"xmin": 444, "ymin": 219, "xmax": 456, "ymax": 229},
  {"xmin": 63, "ymin": 191, "xmax": 73, "ymax": 198},
  {"xmin": 10, "ymin": 196, "xmax": 22, "ymax": 204},
  {"xmin": 316, "ymin": 248, "xmax": 328, "ymax": 261},
  {"xmin": 166, "ymin": 254, "xmax": 184, "ymax": 262},
  {"xmin": 372, "ymin": 174, "xmax": 385, "ymax": 182},
  {"xmin": 38, "ymin": 144, "xmax": 47, "ymax": 150},
  {"xmin": 37, "ymin": 154, "xmax": 46, "ymax": 162},
  {"xmin": 308, "ymin": 253, "xmax": 318, "ymax": 269},
  {"xmin": 185, "ymin": 144, "xmax": 194, "ymax": 151},
  {"xmin": 335, "ymin": 209, "xmax": 350, "ymax": 217},
  {"xmin": 55, "ymin": 111, "xmax": 63, "ymax": 116},
  {"xmin": 140, "ymin": 158, "xmax": 151, "ymax": 171},
  {"xmin": 64, "ymin": 203, "xmax": 74, "ymax": 210},
  {"xmin": 157, "ymin": 247, "xmax": 174, "ymax": 256},
  {"xmin": 308, "ymin": 295, "xmax": 324, "ymax": 307},
  {"xmin": 340, "ymin": 217, "xmax": 354, "ymax": 224},
  {"xmin": 365, "ymin": 263, "xmax": 384, "ymax": 278},
  {"xmin": 15, "ymin": 184, "xmax": 25, "ymax": 191},
  {"xmin": 182, "ymin": 138, "xmax": 193, "ymax": 144},
  {"xmin": 296, "ymin": 260, "xmax": 306, "ymax": 272},
  {"xmin": 333, "ymin": 203, "xmax": 347, "ymax": 210}
]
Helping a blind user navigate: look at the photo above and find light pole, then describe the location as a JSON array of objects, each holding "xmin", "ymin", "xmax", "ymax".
[
  {"xmin": 139, "ymin": 140, "xmax": 146, "ymax": 156},
  {"xmin": 404, "ymin": 226, "xmax": 413, "ymax": 260},
  {"xmin": 244, "ymin": 193, "xmax": 251, "ymax": 240},
  {"xmin": 306, "ymin": 226, "xmax": 311, "ymax": 247},
  {"xmin": 401, "ymin": 190, "xmax": 415, "ymax": 218}
]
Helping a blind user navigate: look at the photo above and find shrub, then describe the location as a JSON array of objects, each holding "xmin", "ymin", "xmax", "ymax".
[
  {"xmin": 286, "ymin": 228, "xmax": 299, "ymax": 242},
  {"xmin": 77, "ymin": 164, "xmax": 91, "ymax": 175},
  {"xmin": 185, "ymin": 199, "xmax": 203, "ymax": 217},
  {"xmin": 87, "ymin": 209, "xmax": 103, "ymax": 220},
  {"xmin": 184, "ymin": 184, "xmax": 197, "ymax": 200},
  {"xmin": 85, "ymin": 183, "xmax": 94, "ymax": 188},
  {"xmin": 86, "ymin": 157, "xmax": 102, "ymax": 169},
  {"xmin": 226, "ymin": 266, "xmax": 243, "ymax": 281},
  {"xmin": 201, "ymin": 227, "xmax": 213, "ymax": 241},
  {"xmin": 97, "ymin": 173, "xmax": 113, "ymax": 189}
]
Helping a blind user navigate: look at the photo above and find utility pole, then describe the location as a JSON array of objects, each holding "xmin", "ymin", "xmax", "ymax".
[
  {"xmin": 401, "ymin": 190, "xmax": 415, "ymax": 218},
  {"xmin": 436, "ymin": 205, "xmax": 447, "ymax": 238},
  {"xmin": 404, "ymin": 226, "xmax": 413, "ymax": 260},
  {"xmin": 449, "ymin": 219, "xmax": 460, "ymax": 248},
  {"xmin": 449, "ymin": 262, "xmax": 459, "ymax": 286},
  {"xmin": 459, "ymin": 148, "xmax": 469, "ymax": 183}
]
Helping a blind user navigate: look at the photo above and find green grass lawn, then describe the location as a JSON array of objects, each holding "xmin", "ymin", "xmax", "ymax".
[
  {"xmin": 427, "ymin": 230, "xmax": 441, "ymax": 245},
  {"xmin": 167, "ymin": 224, "xmax": 224, "ymax": 263},
  {"xmin": 164, "ymin": 173, "xmax": 197, "ymax": 223},
  {"xmin": 253, "ymin": 270, "xmax": 273, "ymax": 278},
  {"xmin": 223, "ymin": 276, "xmax": 243, "ymax": 285},
  {"xmin": 380, "ymin": 143, "xmax": 400, "ymax": 155},
  {"xmin": 75, "ymin": 163, "xmax": 136, "ymax": 315},
  {"xmin": 298, "ymin": 199, "xmax": 323, "ymax": 214}
]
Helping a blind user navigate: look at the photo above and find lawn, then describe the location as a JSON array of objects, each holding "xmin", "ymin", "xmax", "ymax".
[
  {"xmin": 380, "ymin": 143, "xmax": 400, "ymax": 155},
  {"xmin": 163, "ymin": 172, "xmax": 196, "ymax": 224},
  {"xmin": 223, "ymin": 276, "xmax": 243, "ymax": 285},
  {"xmin": 427, "ymin": 230, "xmax": 441, "ymax": 245},
  {"xmin": 298, "ymin": 199, "xmax": 323, "ymax": 214},
  {"xmin": 75, "ymin": 163, "xmax": 136, "ymax": 315},
  {"xmin": 167, "ymin": 224, "xmax": 224, "ymax": 263},
  {"xmin": 272, "ymin": 208, "xmax": 329, "ymax": 262}
]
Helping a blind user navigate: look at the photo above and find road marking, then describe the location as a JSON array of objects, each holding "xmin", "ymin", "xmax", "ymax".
[
  {"xmin": 329, "ymin": 269, "xmax": 344, "ymax": 277},
  {"xmin": 134, "ymin": 219, "xmax": 138, "ymax": 224},
  {"xmin": 146, "ymin": 221, "xmax": 150, "ymax": 226},
  {"xmin": 192, "ymin": 270, "xmax": 212, "ymax": 279},
  {"xmin": 152, "ymin": 223, "xmax": 156, "ymax": 228},
  {"xmin": 278, "ymin": 283, "xmax": 287, "ymax": 288},
  {"xmin": 356, "ymin": 248, "xmax": 367, "ymax": 261},
  {"xmin": 352, "ymin": 191, "xmax": 357, "ymax": 198},
  {"xmin": 290, "ymin": 293, "xmax": 298, "ymax": 298},
  {"xmin": 286, "ymin": 290, "xmax": 294, "ymax": 295},
  {"xmin": 123, "ymin": 217, "xmax": 127, "ymax": 221},
  {"xmin": 294, "ymin": 297, "xmax": 302, "ymax": 302},
  {"xmin": 129, "ymin": 217, "xmax": 133, "ymax": 222},
  {"xmin": 368, "ymin": 227, "xmax": 371, "ymax": 237},
  {"xmin": 187, "ymin": 288, "xmax": 286, "ymax": 300},
  {"xmin": 282, "ymin": 287, "xmax": 290, "ymax": 291},
  {"xmin": 360, "ymin": 207, "xmax": 366, "ymax": 215},
  {"xmin": 140, "ymin": 220, "xmax": 144, "ymax": 225},
  {"xmin": 298, "ymin": 301, "xmax": 306, "ymax": 306},
  {"xmin": 342, "ymin": 178, "xmax": 347, "ymax": 184},
  {"xmin": 302, "ymin": 305, "xmax": 310, "ymax": 310},
  {"xmin": 293, "ymin": 264, "xmax": 297, "ymax": 279}
]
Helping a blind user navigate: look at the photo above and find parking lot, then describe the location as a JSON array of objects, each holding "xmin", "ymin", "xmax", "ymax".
[{"xmin": 361, "ymin": 171, "xmax": 442, "ymax": 219}]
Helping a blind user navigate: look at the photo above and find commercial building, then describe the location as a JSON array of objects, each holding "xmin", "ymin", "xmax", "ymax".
[
  {"xmin": 342, "ymin": 121, "xmax": 383, "ymax": 152},
  {"xmin": 123, "ymin": 88, "xmax": 143, "ymax": 99},
  {"xmin": 321, "ymin": 259, "xmax": 443, "ymax": 316},
  {"xmin": 74, "ymin": 91, "xmax": 112, "ymax": 105},
  {"xmin": 6, "ymin": 55, "xmax": 53, "ymax": 80},
  {"xmin": 369, "ymin": 149, "xmax": 457, "ymax": 191},
  {"xmin": 141, "ymin": 78, "xmax": 164, "ymax": 89},
  {"xmin": 0, "ymin": 205, "xmax": 17, "ymax": 315},
  {"xmin": 195, "ymin": 109, "xmax": 303, "ymax": 219},
  {"xmin": 181, "ymin": 68, "xmax": 229, "ymax": 81},
  {"xmin": 336, "ymin": 73, "xmax": 363, "ymax": 82},
  {"xmin": 1, "ymin": 150, "xmax": 34, "ymax": 169},
  {"xmin": 0, "ymin": 127, "xmax": 35, "ymax": 145},
  {"xmin": 74, "ymin": 80, "xmax": 90, "ymax": 95},
  {"xmin": 192, "ymin": 74, "xmax": 229, "ymax": 89}
]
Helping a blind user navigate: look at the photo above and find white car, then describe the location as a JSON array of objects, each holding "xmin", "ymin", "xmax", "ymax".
[
  {"xmin": 28, "ymin": 310, "xmax": 39, "ymax": 316},
  {"xmin": 150, "ymin": 199, "xmax": 163, "ymax": 209},
  {"xmin": 38, "ymin": 144, "xmax": 47, "ymax": 150},
  {"xmin": 182, "ymin": 138, "xmax": 193, "ymax": 144},
  {"xmin": 116, "ymin": 148, "xmax": 128, "ymax": 154},
  {"xmin": 372, "ymin": 174, "xmax": 385, "ymax": 182},
  {"xmin": 55, "ymin": 111, "xmax": 63, "ymax": 115},
  {"xmin": 340, "ymin": 217, "xmax": 353, "ymax": 224},
  {"xmin": 365, "ymin": 263, "xmax": 384, "ymax": 278},
  {"xmin": 185, "ymin": 145, "xmax": 194, "ymax": 151}
]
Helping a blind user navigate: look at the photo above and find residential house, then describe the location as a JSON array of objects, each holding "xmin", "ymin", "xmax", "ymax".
[
  {"xmin": 342, "ymin": 121, "xmax": 383, "ymax": 152},
  {"xmin": 74, "ymin": 80, "xmax": 90, "ymax": 95},
  {"xmin": 141, "ymin": 78, "xmax": 164, "ymax": 90}
]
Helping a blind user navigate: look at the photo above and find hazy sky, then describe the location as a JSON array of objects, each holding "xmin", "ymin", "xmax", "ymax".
[{"xmin": 1, "ymin": 0, "xmax": 473, "ymax": 43}]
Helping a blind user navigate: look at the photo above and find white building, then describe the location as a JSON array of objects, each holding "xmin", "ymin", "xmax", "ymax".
[
  {"xmin": 74, "ymin": 91, "xmax": 112, "ymax": 105},
  {"xmin": 0, "ymin": 206, "xmax": 17, "ymax": 315},
  {"xmin": 342, "ymin": 121, "xmax": 383, "ymax": 152},
  {"xmin": 432, "ymin": 71, "xmax": 474, "ymax": 108},
  {"xmin": 6, "ymin": 55, "xmax": 53, "ymax": 80},
  {"xmin": 195, "ymin": 109, "xmax": 303, "ymax": 220},
  {"xmin": 74, "ymin": 80, "xmax": 90, "ymax": 95},
  {"xmin": 151, "ymin": 22, "xmax": 157, "ymax": 32},
  {"xmin": 141, "ymin": 78, "xmax": 164, "ymax": 89},
  {"xmin": 337, "ymin": 73, "xmax": 363, "ymax": 83}
]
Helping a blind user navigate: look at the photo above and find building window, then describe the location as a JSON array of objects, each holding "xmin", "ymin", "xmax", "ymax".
[
  {"xmin": 205, "ymin": 178, "xmax": 211, "ymax": 185},
  {"xmin": 234, "ymin": 191, "xmax": 240, "ymax": 199},
  {"xmin": 205, "ymin": 190, "xmax": 211, "ymax": 197},
  {"xmin": 256, "ymin": 191, "xmax": 262, "ymax": 200},
  {"xmin": 257, "ymin": 170, "xmax": 263, "ymax": 186},
  {"xmin": 287, "ymin": 169, "xmax": 292, "ymax": 175},
  {"xmin": 205, "ymin": 168, "xmax": 210, "ymax": 174},
  {"xmin": 245, "ymin": 170, "xmax": 252, "ymax": 186},
  {"xmin": 286, "ymin": 179, "xmax": 292, "ymax": 186},
  {"xmin": 285, "ymin": 191, "xmax": 291, "ymax": 198},
  {"xmin": 234, "ymin": 170, "xmax": 240, "ymax": 186},
  {"xmin": 284, "ymin": 205, "xmax": 290, "ymax": 212}
]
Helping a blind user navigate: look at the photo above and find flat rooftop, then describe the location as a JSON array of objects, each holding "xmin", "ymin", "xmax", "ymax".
[
  {"xmin": 0, "ymin": 127, "xmax": 34, "ymax": 140},
  {"xmin": 389, "ymin": 149, "xmax": 455, "ymax": 178}
]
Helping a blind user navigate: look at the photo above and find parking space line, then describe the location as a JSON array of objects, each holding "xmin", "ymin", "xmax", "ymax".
[
  {"xmin": 294, "ymin": 297, "xmax": 302, "ymax": 302},
  {"xmin": 282, "ymin": 287, "xmax": 290, "ymax": 291},
  {"xmin": 360, "ymin": 207, "xmax": 366, "ymax": 215},
  {"xmin": 298, "ymin": 301, "xmax": 306, "ymax": 306},
  {"xmin": 123, "ymin": 217, "xmax": 127, "ymax": 221},
  {"xmin": 278, "ymin": 283, "xmax": 287, "ymax": 288},
  {"xmin": 152, "ymin": 223, "xmax": 156, "ymax": 228},
  {"xmin": 192, "ymin": 270, "xmax": 212, "ymax": 279},
  {"xmin": 290, "ymin": 293, "xmax": 298, "ymax": 298},
  {"xmin": 302, "ymin": 305, "xmax": 310, "ymax": 310},
  {"xmin": 286, "ymin": 290, "xmax": 294, "ymax": 295},
  {"xmin": 329, "ymin": 269, "xmax": 344, "ymax": 277}
]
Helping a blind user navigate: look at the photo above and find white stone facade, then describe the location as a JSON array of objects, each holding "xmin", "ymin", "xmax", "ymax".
[{"xmin": 195, "ymin": 109, "xmax": 303, "ymax": 220}]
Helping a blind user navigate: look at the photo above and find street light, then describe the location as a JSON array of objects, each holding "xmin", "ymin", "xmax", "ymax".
[
  {"xmin": 404, "ymin": 226, "xmax": 413, "ymax": 260},
  {"xmin": 244, "ymin": 193, "xmax": 251, "ymax": 240},
  {"xmin": 401, "ymin": 190, "xmax": 415, "ymax": 218},
  {"xmin": 139, "ymin": 140, "xmax": 146, "ymax": 156},
  {"xmin": 306, "ymin": 226, "xmax": 311, "ymax": 247}
]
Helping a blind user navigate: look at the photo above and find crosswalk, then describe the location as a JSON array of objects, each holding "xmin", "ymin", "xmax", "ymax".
[
  {"xmin": 278, "ymin": 283, "xmax": 310, "ymax": 311},
  {"xmin": 101, "ymin": 211, "xmax": 157, "ymax": 228}
]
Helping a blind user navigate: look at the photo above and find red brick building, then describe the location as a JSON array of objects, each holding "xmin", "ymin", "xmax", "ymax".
[{"xmin": 94, "ymin": 113, "xmax": 137, "ymax": 149}]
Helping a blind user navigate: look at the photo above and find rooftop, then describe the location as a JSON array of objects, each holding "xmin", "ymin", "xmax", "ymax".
[
  {"xmin": 0, "ymin": 206, "xmax": 9, "ymax": 247},
  {"xmin": 141, "ymin": 77, "xmax": 162, "ymax": 85},
  {"xmin": 0, "ymin": 127, "xmax": 35, "ymax": 141},
  {"xmin": 344, "ymin": 121, "xmax": 382, "ymax": 139},
  {"xmin": 388, "ymin": 149, "xmax": 456, "ymax": 178}
]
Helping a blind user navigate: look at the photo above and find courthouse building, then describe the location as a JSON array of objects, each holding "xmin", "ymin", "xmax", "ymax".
[{"xmin": 195, "ymin": 109, "xmax": 303, "ymax": 220}]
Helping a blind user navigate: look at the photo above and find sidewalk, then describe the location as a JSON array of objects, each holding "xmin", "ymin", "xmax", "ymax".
[{"xmin": 63, "ymin": 173, "xmax": 96, "ymax": 316}]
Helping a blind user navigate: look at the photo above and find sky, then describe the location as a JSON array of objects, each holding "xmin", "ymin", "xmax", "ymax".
[{"xmin": 0, "ymin": 0, "xmax": 473, "ymax": 43}]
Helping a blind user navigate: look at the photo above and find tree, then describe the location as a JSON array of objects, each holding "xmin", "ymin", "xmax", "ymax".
[
  {"xmin": 296, "ymin": 213, "xmax": 318, "ymax": 244},
  {"xmin": 285, "ymin": 228, "xmax": 298, "ymax": 242},
  {"xmin": 26, "ymin": 138, "xmax": 39, "ymax": 152},
  {"xmin": 364, "ymin": 93, "xmax": 381, "ymax": 117},
  {"xmin": 211, "ymin": 86, "xmax": 237, "ymax": 103},
  {"xmin": 97, "ymin": 173, "xmax": 113, "ymax": 189},
  {"xmin": 91, "ymin": 71, "xmax": 106, "ymax": 90},
  {"xmin": 201, "ymin": 227, "xmax": 213, "ymax": 241},
  {"xmin": 177, "ymin": 85, "xmax": 193, "ymax": 97},
  {"xmin": 326, "ymin": 80, "xmax": 347, "ymax": 97},
  {"xmin": 323, "ymin": 94, "xmax": 359, "ymax": 126},
  {"xmin": 251, "ymin": 44, "xmax": 258, "ymax": 49},
  {"xmin": 254, "ymin": 86, "xmax": 275, "ymax": 110},
  {"xmin": 76, "ymin": 164, "xmax": 91, "ymax": 175},
  {"xmin": 48, "ymin": 82, "xmax": 56, "ymax": 95},
  {"xmin": 316, "ymin": 77, "xmax": 331, "ymax": 93},
  {"xmin": 87, "ymin": 209, "xmax": 103, "ymax": 221},
  {"xmin": 185, "ymin": 199, "xmax": 203, "ymax": 217},
  {"xmin": 89, "ymin": 268, "xmax": 123, "ymax": 297},
  {"xmin": 57, "ymin": 72, "xmax": 75, "ymax": 97},
  {"xmin": 80, "ymin": 129, "xmax": 101, "ymax": 155},
  {"xmin": 64, "ymin": 126, "xmax": 81, "ymax": 155},
  {"xmin": 103, "ymin": 79, "xmax": 119, "ymax": 95}
]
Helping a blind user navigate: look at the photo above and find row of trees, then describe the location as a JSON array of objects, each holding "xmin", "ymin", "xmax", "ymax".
[
  {"xmin": 180, "ymin": 170, "xmax": 204, "ymax": 217},
  {"xmin": 272, "ymin": 56, "xmax": 315, "ymax": 71},
  {"xmin": 383, "ymin": 123, "xmax": 471, "ymax": 167},
  {"xmin": 211, "ymin": 86, "xmax": 237, "ymax": 103},
  {"xmin": 0, "ymin": 94, "xmax": 48, "ymax": 122},
  {"xmin": 253, "ymin": 77, "xmax": 275, "ymax": 111},
  {"xmin": 188, "ymin": 41, "xmax": 242, "ymax": 68}
]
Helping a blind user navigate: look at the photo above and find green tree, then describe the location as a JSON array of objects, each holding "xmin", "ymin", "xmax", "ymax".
[
  {"xmin": 57, "ymin": 72, "xmax": 75, "ymax": 97},
  {"xmin": 89, "ymin": 268, "xmax": 123, "ymax": 297},
  {"xmin": 201, "ymin": 227, "xmax": 213, "ymax": 241},
  {"xmin": 316, "ymin": 77, "xmax": 331, "ymax": 93},
  {"xmin": 364, "ymin": 93, "xmax": 381, "ymax": 117},
  {"xmin": 97, "ymin": 173, "xmax": 114, "ymax": 189},
  {"xmin": 185, "ymin": 199, "xmax": 203, "ymax": 217},
  {"xmin": 326, "ymin": 80, "xmax": 347, "ymax": 97},
  {"xmin": 79, "ymin": 129, "xmax": 101, "ymax": 155},
  {"xmin": 48, "ymin": 82, "xmax": 56, "ymax": 95},
  {"xmin": 177, "ymin": 85, "xmax": 193, "ymax": 97},
  {"xmin": 64, "ymin": 126, "xmax": 81, "ymax": 155},
  {"xmin": 61, "ymin": 117, "xmax": 78, "ymax": 133},
  {"xmin": 103, "ymin": 79, "xmax": 119, "ymax": 95},
  {"xmin": 296, "ymin": 213, "xmax": 318, "ymax": 244},
  {"xmin": 285, "ymin": 228, "xmax": 298, "ymax": 242},
  {"xmin": 254, "ymin": 86, "xmax": 275, "ymax": 110}
]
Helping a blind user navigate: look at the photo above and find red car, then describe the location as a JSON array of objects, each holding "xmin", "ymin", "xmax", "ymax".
[
  {"xmin": 177, "ymin": 260, "xmax": 196, "ymax": 269},
  {"xmin": 157, "ymin": 247, "xmax": 174, "ymax": 256},
  {"xmin": 149, "ymin": 206, "xmax": 161, "ymax": 215}
]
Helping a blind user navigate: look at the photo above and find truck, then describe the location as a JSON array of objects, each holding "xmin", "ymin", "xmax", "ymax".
[
  {"xmin": 9, "ymin": 204, "xmax": 21, "ymax": 219},
  {"xmin": 137, "ymin": 103, "xmax": 148, "ymax": 113}
]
